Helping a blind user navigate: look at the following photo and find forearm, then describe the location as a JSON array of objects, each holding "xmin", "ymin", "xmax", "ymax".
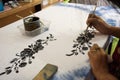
[{"xmin": 109, "ymin": 26, "xmax": 120, "ymax": 38}]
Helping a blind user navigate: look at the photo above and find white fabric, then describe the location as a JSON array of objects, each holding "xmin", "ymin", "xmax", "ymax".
[{"xmin": 0, "ymin": 3, "xmax": 108, "ymax": 80}]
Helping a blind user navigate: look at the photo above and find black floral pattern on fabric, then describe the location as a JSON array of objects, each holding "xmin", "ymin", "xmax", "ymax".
[
  {"xmin": 66, "ymin": 29, "xmax": 95, "ymax": 56},
  {"xmin": 0, "ymin": 34, "xmax": 56, "ymax": 76}
]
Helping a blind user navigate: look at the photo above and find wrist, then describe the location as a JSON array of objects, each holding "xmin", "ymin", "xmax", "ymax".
[
  {"xmin": 92, "ymin": 67, "xmax": 109, "ymax": 80},
  {"xmin": 95, "ymin": 72, "xmax": 118, "ymax": 80},
  {"xmin": 95, "ymin": 72, "xmax": 109, "ymax": 80},
  {"xmin": 108, "ymin": 26, "xmax": 116, "ymax": 36}
]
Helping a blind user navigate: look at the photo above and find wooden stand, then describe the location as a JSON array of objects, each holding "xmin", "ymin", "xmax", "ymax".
[
  {"xmin": 0, "ymin": 0, "xmax": 42, "ymax": 28},
  {"xmin": 42, "ymin": 0, "xmax": 59, "ymax": 8}
]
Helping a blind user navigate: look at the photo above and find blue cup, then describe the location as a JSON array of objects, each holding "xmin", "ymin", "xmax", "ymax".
[{"xmin": 0, "ymin": 0, "xmax": 4, "ymax": 11}]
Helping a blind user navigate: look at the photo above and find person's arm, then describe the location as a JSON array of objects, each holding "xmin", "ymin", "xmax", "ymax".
[
  {"xmin": 95, "ymin": 72, "xmax": 118, "ymax": 80},
  {"xmin": 109, "ymin": 26, "xmax": 120, "ymax": 38},
  {"xmin": 88, "ymin": 44, "xmax": 118, "ymax": 80},
  {"xmin": 86, "ymin": 14, "xmax": 120, "ymax": 38}
]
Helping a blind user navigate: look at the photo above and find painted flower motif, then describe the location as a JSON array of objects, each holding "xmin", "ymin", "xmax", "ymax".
[
  {"xmin": 66, "ymin": 29, "xmax": 95, "ymax": 56},
  {"xmin": 0, "ymin": 34, "xmax": 56, "ymax": 75}
]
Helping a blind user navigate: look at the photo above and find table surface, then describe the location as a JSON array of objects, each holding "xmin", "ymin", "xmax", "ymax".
[{"xmin": 0, "ymin": 3, "xmax": 116, "ymax": 80}]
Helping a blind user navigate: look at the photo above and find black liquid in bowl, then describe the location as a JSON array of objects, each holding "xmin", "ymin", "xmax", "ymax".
[{"xmin": 24, "ymin": 17, "xmax": 40, "ymax": 31}]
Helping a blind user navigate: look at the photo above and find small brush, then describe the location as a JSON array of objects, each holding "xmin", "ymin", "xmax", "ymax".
[{"xmin": 85, "ymin": 5, "xmax": 97, "ymax": 32}]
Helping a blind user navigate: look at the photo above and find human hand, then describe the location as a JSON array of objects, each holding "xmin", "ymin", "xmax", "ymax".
[
  {"xmin": 88, "ymin": 44, "xmax": 109, "ymax": 78},
  {"xmin": 86, "ymin": 14, "xmax": 112, "ymax": 34}
]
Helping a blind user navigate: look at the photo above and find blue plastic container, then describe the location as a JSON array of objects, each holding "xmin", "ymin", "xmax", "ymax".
[{"xmin": 0, "ymin": 0, "xmax": 4, "ymax": 11}]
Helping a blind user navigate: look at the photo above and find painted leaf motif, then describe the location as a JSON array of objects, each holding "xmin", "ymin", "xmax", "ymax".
[
  {"xmin": 0, "ymin": 72, "xmax": 6, "ymax": 75},
  {"xmin": 66, "ymin": 53, "xmax": 74, "ymax": 56},
  {"xmin": 10, "ymin": 58, "xmax": 18, "ymax": 63},
  {"xmin": 5, "ymin": 67, "xmax": 11, "ymax": 69},
  {"xmin": 19, "ymin": 62, "xmax": 27, "ymax": 67},
  {"xmin": 82, "ymin": 47, "xmax": 88, "ymax": 50},
  {"xmin": 6, "ymin": 70, "xmax": 12, "ymax": 75}
]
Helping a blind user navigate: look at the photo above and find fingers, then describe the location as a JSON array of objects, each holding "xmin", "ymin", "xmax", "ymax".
[
  {"xmin": 88, "ymin": 44, "xmax": 98, "ymax": 56},
  {"xmin": 87, "ymin": 14, "xmax": 102, "ymax": 26},
  {"xmin": 90, "ymin": 44, "xmax": 101, "ymax": 52},
  {"xmin": 86, "ymin": 18, "xmax": 98, "ymax": 26},
  {"xmin": 88, "ymin": 50, "xmax": 95, "ymax": 57},
  {"xmin": 90, "ymin": 44, "xmax": 99, "ymax": 49},
  {"xmin": 88, "ymin": 14, "xmax": 100, "ymax": 19},
  {"xmin": 90, "ymin": 44, "xmax": 100, "ymax": 51},
  {"xmin": 88, "ymin": 44, "xmax": 106, "ymax": 56},
  {"xmin": 88, "ymin": 44, "xmax": 100, "ymax": 56}
]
